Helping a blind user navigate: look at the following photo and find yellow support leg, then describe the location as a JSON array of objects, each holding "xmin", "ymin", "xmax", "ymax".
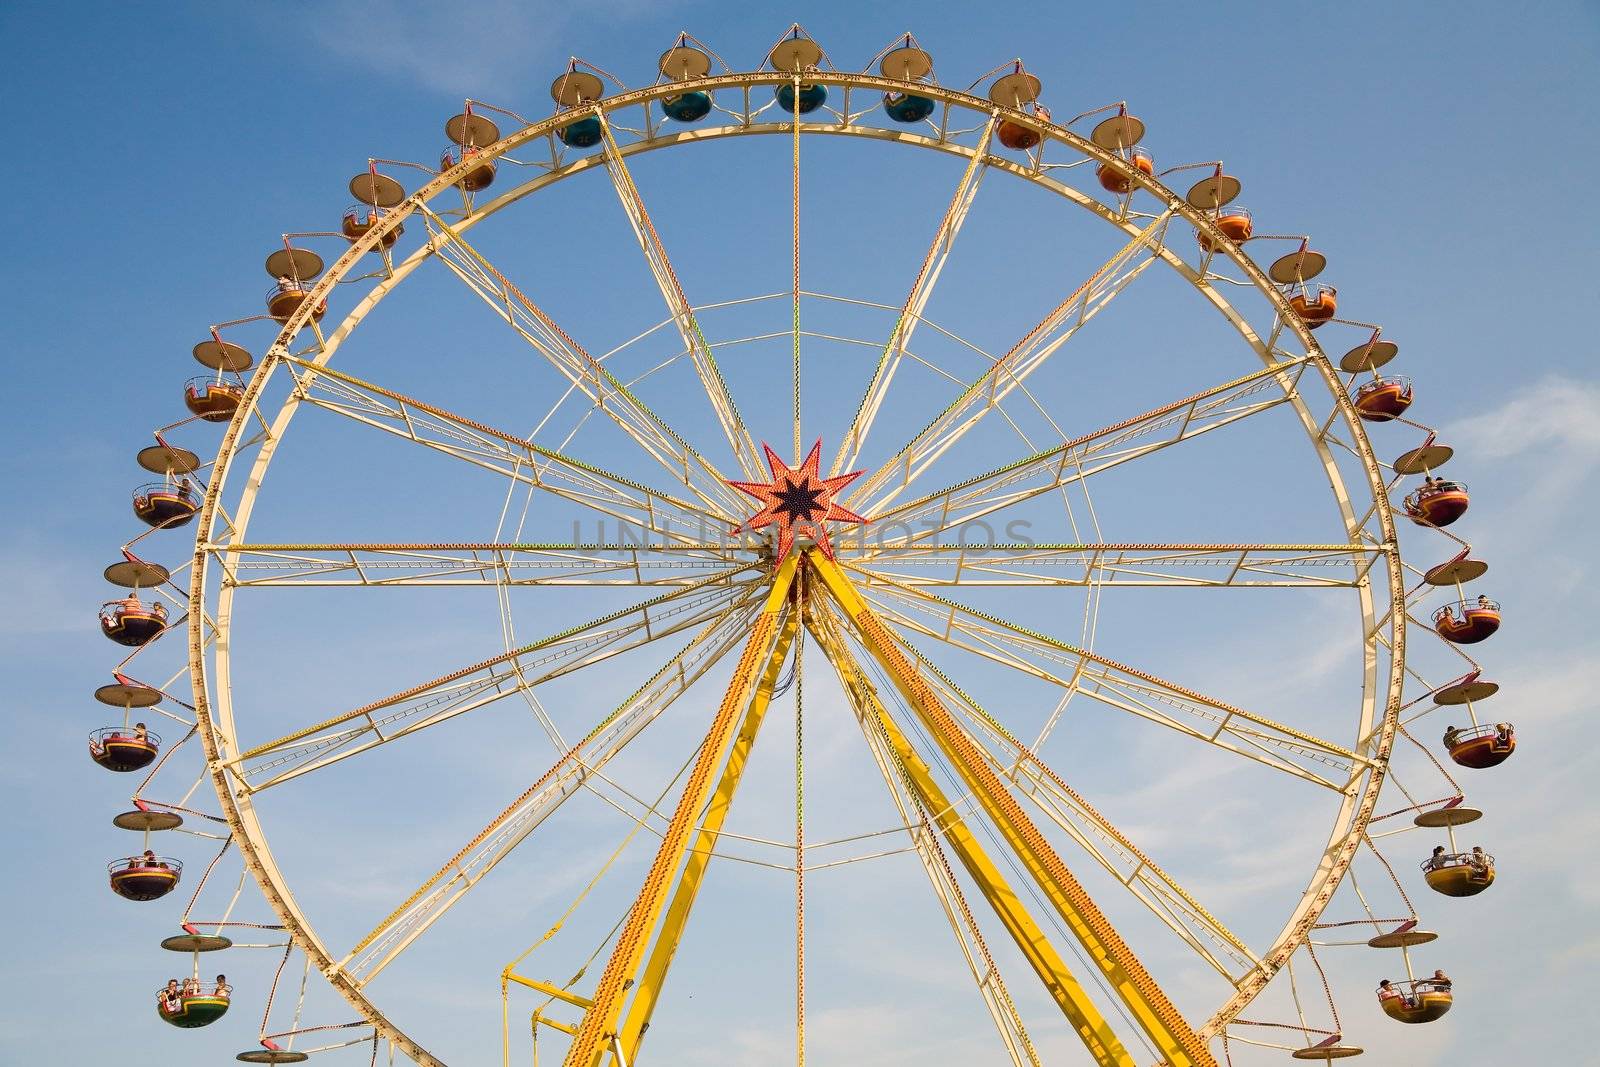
[
  {"xmin": 810, "ymin": 609, "xmax": 1133, "ymax": 1067},
  {"xmin": 807, "ymin": 550, "xmax": 1217, "ymax": 1067},
  {"xmin": 561, "ymin": 555, "xmax": 801, "ymax": 1067},
  {"xmin": 616, "ymin": 609, "xmax": 801, "ymax": 1059}
]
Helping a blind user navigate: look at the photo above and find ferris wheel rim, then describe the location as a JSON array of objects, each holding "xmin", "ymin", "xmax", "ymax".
[{"xmin": 182, "ymin": 66, "xmax": 1407, "ymax": 1063}]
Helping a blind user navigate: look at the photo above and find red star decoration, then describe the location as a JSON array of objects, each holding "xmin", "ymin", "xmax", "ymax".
[{"xmin": 729, "ymin": 440, "xmax": 866, "ymax": 564}]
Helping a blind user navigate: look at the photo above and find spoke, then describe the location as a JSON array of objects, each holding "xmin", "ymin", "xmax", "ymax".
[
  {"xmin": 415, "ymin": 204, "xmax": 747, "ymax": 521},
  {"xmin": 893, "ymin": 636, "xmax": 1259, "ymax": 982},
  {"xmin": 212, "ymin": 542, "xmax": 749, "ymax": 588},
  {"xmin": 861, "ymin": 356, "xmax": 1312, "ymax": 549},
  {"xmin": 336, "ymin": 598, "xmax": 758, "ymax": 985},
  {"xmin": 853, "ymin": 570, "xmax": 1367, "ymax": 791},
  {"xmin": 849, "ymin": 208, "xmax": 1177, "ymax": 514},
  {"xmin": 834, "ymin": 113, "xmax": 998, "ymax": 476},
  {"xmin": 223, "ymin": 568, "xmax": 763, "ymax": 792},
  {"xmin": 280, "ymin": 355, "xmax": 729, "ymax": 546},
  {"xmin": 850, "ymin": 543, "xmax": 1380, "ymax": 588},
  {"xmin": 595, "ymin": 115, "xmax": 763, "ymax": 479}
]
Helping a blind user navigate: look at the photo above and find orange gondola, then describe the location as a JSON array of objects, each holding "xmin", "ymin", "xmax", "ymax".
[
  {"xmin": 265, "ymin": 279, "xmax": 326, "ymax": 324},
  {"xmin": 109, "ymin": 855, "xmax": 183, "ymax": 901},
  {"xmin": 1445, "ymin": 722, "xmax": 1516, "ymax": 769},
  {"xmin": 1421, "ymin": 850, "xmax": 1496, "ymax": 897},
  {"xmin": 1352, "ymin": 375, "xmax": 1413, "ymax": 421},
  {"xmin": 1376, "ymin": 978, "xmax": 1453, "ymax": 1024},
  {"xmin": 132, "ymin": 480, "xmax": 199, "ymax": 528},
  {"xmin": 1404, "ymin": 479, "xmax": 1470, "ymax": 527},
  {"xmin": 89, "ymin": 726, "xmax": 160, "ymax": 772},
  {"xmin": 441, "ymin": 145, "xmax": 496, "ymax": 192},
  {"xmin": 997, "ymin": 118, "xmax": 1041, "ymax": 150},
  {"xmin": 1096, "ymin": 146, "xmax": 1153, "ymax": 194},
  {"xmin": 1287, "ymin": 282, "xmax": 1338, "ymax": 327},
  {"xmin": 1433, "ymin": 598, "xmax": 1500, "ymax": 644},
  {"xmin": 341, "ymin": 204, "xmax": 403, "ymax": 249},
  {"xmin": 100, "ymin": 597, "xmax": 168, "ymax": 647},
  {"xmin": 1196, "ymin": 206, "xmax": 1253, "ymax": 252},
  {"xmin": 184, "ymin": 376, "xmax": 243, "ymax": 423}
]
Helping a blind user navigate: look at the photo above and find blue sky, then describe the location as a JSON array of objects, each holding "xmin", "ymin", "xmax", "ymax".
[{"xmin": 3, "ymin": 2, "xmax": 1597, "ymax": 1064}]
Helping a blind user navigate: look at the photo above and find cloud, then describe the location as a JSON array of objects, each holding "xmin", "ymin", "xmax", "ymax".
[
  {"xmin": 297, "ymin": 0, "xmax": 666, "ymax": 98},
  {"xmin": 1442, "ymin": 375, "xmax": 1600, "ymax": 460}
]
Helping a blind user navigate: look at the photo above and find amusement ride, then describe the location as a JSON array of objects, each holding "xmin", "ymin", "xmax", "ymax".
[{"xmin": 90, "ymin": 26, "xmax": 1515, "ymax": 1066}]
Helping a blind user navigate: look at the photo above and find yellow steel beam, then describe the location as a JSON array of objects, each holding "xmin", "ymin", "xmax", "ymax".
[
  {"xmin": 807, "ymin": 550, "xmax": 1218, "ymax": 1067},
  {"xmin": 506, "ymin": 973, "xmax": 594, "ymax": 1011},
  {"xmin": 617, "ymin": 608, "xmax": 801, "ymax": 1059},
  {"xmin": 808, "ymin": 608, "xmax": 1131, "ymax": 1067},
  {"xmin": 562, "ymin": 554, "xmax": 801, "ymax": 1067}
]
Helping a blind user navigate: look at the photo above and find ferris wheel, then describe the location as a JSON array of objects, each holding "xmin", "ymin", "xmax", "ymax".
[{"xmin": 90, "ymin": 24, "xmax": 1516, "ymax": 1066}]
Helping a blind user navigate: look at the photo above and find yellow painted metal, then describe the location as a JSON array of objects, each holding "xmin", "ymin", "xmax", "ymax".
[
  {"xmin": 808, "ymin": 550, "xmax": 1218, "ymax": 1067},
  {"xmin": 809, "ymin": 609, "xmax": 1131, "ymax": 1067},
  {"xmin": 561, "ymin": 554, "xmax": 800, "ymax": 1067},
  {"xmin": 506, "ymin": 973, "xmax": 594, "ymax": 1011},
  {"xmin": 617, "ymin": 608, "xmax": 801, "ymax": 1060}
]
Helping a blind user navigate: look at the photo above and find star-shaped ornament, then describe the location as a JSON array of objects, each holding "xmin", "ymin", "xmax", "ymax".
[{"xmin": 729, "ymin": 440, "xmax": 866, "ymax": 564}]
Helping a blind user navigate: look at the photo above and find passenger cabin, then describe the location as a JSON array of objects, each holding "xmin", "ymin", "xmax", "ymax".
[
  {"xmin": 157, "ymin": 984, "xmax": 231, "ymax": 1029},
  {"xmin": 881, "ymin": 43, "xmax": 935, "ymax": 124},
  {"xmin": 1352, "ymin": 376, "xmax": 1413, "ymax": 421},
  {"xmin": 1422, "ymin": 851, "xmax": 1496, "ymax": 897},
  {"xmin": 342, "ymin": 205, "xmax": 403, "ymax": 249},
  {"xmin": 1433, "ymin": 599, "xmax": 1501, "ymax": 644},
  {"xmin": 100, "ymin": 597, "xmax": 168, "ymax": 647},
  {"xmin": 1446, "ymin": 722, "xmax": 1515, "ymax": 769},
  {"xmin": 440, "ymin": 145, "xmax": 495, "ymax": 192},
  {"xmin": 184, "ymin": 377, "xmax": 243, "ymax": 422},
  {"xmin": 89, "ymin": 727, "xmax": 160, "ymax": 772},
  {"xmin": 1287, "ymin": 282, "xmax": 1338, "ymax": 327},
  {"xmin": 265, "ymin": 279, "xmax": 326, "ymax": 324},
  {"xmin": 1377, "ymin": 978, "xmax": 1453, "ymax": 1024},
  {"xmin": 132, "ymin": 481, "xmax": 199, "ymax": 528},
  {"xmin": 1096, "ymin": 146, "xmax": 1153, "ymax": 194},
  {"xmin": 1196, "ymin": 207, "xmax": 1253, "ymax": 252},
  {"xmin": 1404, "ymin": 480, "xmax": 1470, "ymax": 528},
  {"xmin": 109, "ymin": 855, "xmax": 182, "ymax": 901}
]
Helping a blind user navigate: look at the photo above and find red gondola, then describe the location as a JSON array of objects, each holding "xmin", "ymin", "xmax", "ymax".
[
  {"xmin": 89, "ymin": 726, "xmax": 160, "ymax": 772},
  {"xmin": 1433, "ymin": 598, "xmax": 1501, "ymax": 644},
  {"xmin": 1352, "ymin": 375, "xmax": 1413, "ymax": 421},
  {"xmin": 1404, "ymin": 479, "xmax": 1470, "ymax": 527},
  {"xmin": 1445, "ymin": 722, "xmax": 1515, "ymax": 769}
]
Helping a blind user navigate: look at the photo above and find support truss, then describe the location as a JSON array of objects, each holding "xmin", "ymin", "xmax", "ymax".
[
  {"xmin": 280, "ymin": 355, "xmax": 729, "ymax": 546},
  {"xmin": 224, "ymin": 569, "xmax": 761, "ymax": 792},
  {"xmin": 336, "ymin": 596, "xmax": 759, "ymax": 985},
  {"xmin": 212, "ymin": 543, "xmax": 748, "ymax": 588},
  {"xmin": 862, "ymin": 355, "xmax": 1312, "ymax": 548}
]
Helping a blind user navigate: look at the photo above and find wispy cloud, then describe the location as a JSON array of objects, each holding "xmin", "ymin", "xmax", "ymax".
[
  {"xmin": 297, "ymin": 0, "xmax": 668, "ymax": 98},
  {"xmin": 1440, "ymin": 375, "xmax": 1600, "ymax": 519}
]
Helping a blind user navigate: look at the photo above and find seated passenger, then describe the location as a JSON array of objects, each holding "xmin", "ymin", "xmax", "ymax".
[
  {"xmin": 1469, "ymin": 846, "xmax": 1489, "ymax": 873},
  {"xmin": 1376, "ymin": 978, "xmax": 1408, "ymax": 1005},
  {"xmin": 1427, "ymin": 968, "xmax": 1452, "ymax": 992},
  {"xmin": 1494, "ymin": 722, "xmax": 1512, "ymax": 745},
  {"xmin": 134, "ymin": 722, "xmax": 149, "ymax": 742},
  {"xmin": 1427, "ymin": 845, "xmax": 1448, "ymax": 870},
  {"xmin": 214, "ymin": 974, "xmax": 229, "ymax": 997},
  {"xmin": 183, "ymin": 976, "xmax": 200, "ymax": 996},
  {"xmin": 1476, "ymin": 594, "xmax": 1490, "ymax": 609},
  {"xmin": 1443, "ymin": 725, "xmax": 1461, "ymax": 748},
  {"xmin": 161, "ymin": 979, "xmax": 182, "ymax": 1011},
  {"xmin": 1438, "ymin": 606, "xmax": 1455, "ymax": 625}
]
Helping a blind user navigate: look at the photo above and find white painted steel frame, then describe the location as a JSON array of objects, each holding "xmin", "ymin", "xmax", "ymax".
[{"xmin": 185, "ymin": 69, "xmax": 1405, "ymax": 1064}]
